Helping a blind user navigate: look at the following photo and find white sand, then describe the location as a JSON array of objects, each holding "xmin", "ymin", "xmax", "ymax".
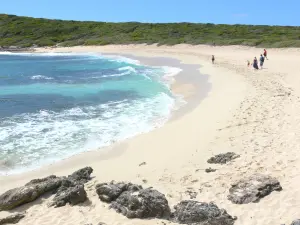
[{"xmin": 1, "ymin": 44, "xmax": 300, "ymax": 225}]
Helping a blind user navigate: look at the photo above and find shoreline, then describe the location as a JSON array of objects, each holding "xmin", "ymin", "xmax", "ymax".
[
  {"xmin": 111, "ymin": 53, "xmax": 211, "ymax": 120},
  {"xmin": 0, "ymin": 52, "xmax": 207, "ymax": 176},
  {"xmin": 2, "ymin": 44, "xmax": 300, "ymax": 224}
]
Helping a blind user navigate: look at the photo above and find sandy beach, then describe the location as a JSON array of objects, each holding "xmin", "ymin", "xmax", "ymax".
[{"xmin": 1, "ymin": 44, "xmax": 300, "ymax": 225}]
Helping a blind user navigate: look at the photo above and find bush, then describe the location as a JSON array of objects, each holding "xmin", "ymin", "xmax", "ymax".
[{"xmin": 1, "ymin": 14, "xmax": 300, "ymax": 48}]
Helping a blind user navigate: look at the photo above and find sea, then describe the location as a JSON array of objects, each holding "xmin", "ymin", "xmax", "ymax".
[{"xmin": 0, "ymin": 52, "xmax": 183, "ymax": 175}]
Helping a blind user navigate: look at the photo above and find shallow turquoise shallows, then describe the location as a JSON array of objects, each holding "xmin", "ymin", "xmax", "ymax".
[{"xmin": 0, "ymin": 52, "xmax": 181, "ymax": 174}]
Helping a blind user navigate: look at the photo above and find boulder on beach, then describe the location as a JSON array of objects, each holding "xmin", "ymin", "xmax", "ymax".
[
  {"xmin": 205, "ymin": 167, "xmax": 217, "ymax": 173},
  {"xmin": 0, "ymin": 175, "xmax": 63, "ymax": 211},
  {"xmin": 0, "ymin": 213, "xmax": 25, "ymax": 225},
  {"xmin": 227, "ymin": 174, "xmax": 282, "ymax": 204},
  {"xmin": 0, "ymin": 167, "xmax": 93, "ymax": 211},
  {"xmin": 171, "ymin": 200, "xmax": 236, "ymax": 225},
  {"xmin": 67, "ymin": 167, "xmax": 93, "ymax": 184},
  {"xmin": 96, "ymin": 181, "xmax": 171, "ymax": 219},
  {"xmin": 207, "ymin": 152, "xmax": 240, "ymax": 164},
  {"xmin": 291, "ymin": 220, "xmax": 300, "ymax": 225},
  {"xmin": 49, "ymin": 184, "xmax": 87, "ymax": 208},
  {"xmin": 95, "ymin": 182, "xmax": 131, "ymax": 203}
]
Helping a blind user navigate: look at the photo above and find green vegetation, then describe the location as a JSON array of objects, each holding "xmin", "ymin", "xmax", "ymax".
[{"xmin": 1, "ymin": 14, "xmax": 300, "ymax": 48}]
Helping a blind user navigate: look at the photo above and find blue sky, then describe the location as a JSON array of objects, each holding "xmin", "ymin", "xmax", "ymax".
[{"xmin": 1, "ymin": 0, "xmax": 300, "ymax": 26}]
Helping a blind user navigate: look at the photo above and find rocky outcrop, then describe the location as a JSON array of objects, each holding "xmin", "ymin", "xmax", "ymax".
[
  {"xmin": 0, "ymin": 167, "xmax": 93, "ymax": 210},
  {"xmin": 290, "ymin": 220, "xmax": 300, "ymax": 225},
  {"xmin": 49, "ymin": 185, "xmax": 87, "ymax": 208},
  {"xmin": 96, "ymin": 181, "xmax": 171, "ymax": 219},
  {"xmin": 95, "ymin": 182, "xmax": 129, "ymax": 203},
  {"xmin": 0, "ymin": 176, "xmax": 63, "ymax": 211},
  {"xmin": 207, "ymin": 152, "xmax": 240, "ymax": 164},
  {"xmin": 171, "ymin": 200, "xmax": 236, "ymax": 225},
  {"xmin": 67, "ymin": 167, "xmax": 93, "ymax": 184},
  {"xmin": 0, "ymin": 213, "xmax": 25, "ymax": 225},
  {"xmin": 227, "ymin": 174, "xmax": 282, "ymax": 204}
]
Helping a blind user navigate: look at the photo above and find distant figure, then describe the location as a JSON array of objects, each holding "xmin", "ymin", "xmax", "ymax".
[
  {"xmin": 212, "ymin": 55, "xmax": 215, "ymax": 64},
  {"xmin": 263, "ymin": 49, "xmax": 268, "ymax": 60},
  {"xmin": 247, "ymin": 60, "xmax": 250, "ymax": 67},
  {"xmin": 259, "ymin": 54, "xmax": 265, "ymax": 69},
  {"xmin": 253, "ymin": 57, "xmax": 259, "ymax": 70}
]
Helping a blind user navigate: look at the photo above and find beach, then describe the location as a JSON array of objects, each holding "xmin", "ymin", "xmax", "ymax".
[{"xmin": 1, "ymin": 44, "xmax": 300, "ymax": 225}]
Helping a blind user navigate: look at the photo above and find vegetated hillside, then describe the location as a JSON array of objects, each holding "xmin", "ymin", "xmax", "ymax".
[{"xmin": 1, "ymin": 14, "xmax": 300, "ymax": 48}]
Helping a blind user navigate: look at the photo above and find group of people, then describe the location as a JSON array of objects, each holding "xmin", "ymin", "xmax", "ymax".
[
  {"xmin": 249, "ymin": 49, "xmax": 268, "ymax": 70},
  {"xmin": 211, "ymin": 49, "xmax": 268, "ymax": 71}
]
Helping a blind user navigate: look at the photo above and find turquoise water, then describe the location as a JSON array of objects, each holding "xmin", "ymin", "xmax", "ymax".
[{"xmin": 0, "ymin": 52, "xmax": 182, "ymax": 174}]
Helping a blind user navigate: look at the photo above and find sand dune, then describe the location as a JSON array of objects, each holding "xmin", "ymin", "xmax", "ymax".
[{"xmin": 1, "ymin": 44, "xmax": 300, "ymax": 225}]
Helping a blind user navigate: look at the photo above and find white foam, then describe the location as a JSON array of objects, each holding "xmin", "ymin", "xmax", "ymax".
[
  {"xmin": 0, "ymin": 54, "xmax": 186, "ymax": 175},
  {"xmin": 162, "ymin": 66, "xmax": 183, "ymax": 77},
  {"xmin": 31, "ymin": 75, "xmax": 53, "ymax": 80},
  {"xmin": 118, "ymin": 66, "xmax": 137, "ymax": 73},
  {"xmin": 101, "ymin": 71, "xmax": 130, "ymax": 78},
  {"xmin": 0, "ymin": 92, "xmax": 176, "ymax": 175},
  {"xmin": 104, "ymin": 55, "xmax": 141, "ymax": 65}
]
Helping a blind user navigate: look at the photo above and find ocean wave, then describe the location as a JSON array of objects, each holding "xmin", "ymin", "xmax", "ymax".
[
  {"xmin": 0, "ymin": 52, "xmax": 186, "ymax": 175},
  {"xmin": 104, "ymin": 55, "xmax": 140, "ymax": 65},
  {"xmin": 30, "ymin": 75, "xmax": 53, "ymax": 80},
  {"xmin": 118, "ymin": 66, "xmax": 137, "ymax": 73},
  {"xmin": 0, "ymin": 92, "xmax": 175, "ymax": 175},
  {"xmin": 162, "ymin": 66, "xmax": 182, "ymax": 77}
]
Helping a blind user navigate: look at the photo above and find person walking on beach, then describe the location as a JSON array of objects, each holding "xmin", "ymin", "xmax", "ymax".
[
  {"xmin": 253, "ymin": 57, "xmax": 259, "ymax": 70},
  {"xmin": 259, "ymin": 54, "xmax": 265, "ymax": 69},
  {"xmin": 212, "ymin": 55, "xmax": 215, "ymax": 64},
  {"xmin": 263, "ymin": 49, "xmax": 268, "ymax": 60}
]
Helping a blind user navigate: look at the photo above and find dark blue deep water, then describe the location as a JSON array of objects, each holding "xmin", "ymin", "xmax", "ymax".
[{"xmin": 0, "ymin": 52, "xmax": 182, "ymax": 174}]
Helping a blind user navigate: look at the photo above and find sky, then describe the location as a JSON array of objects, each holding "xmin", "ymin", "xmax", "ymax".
[{"xmin": 1, "ymin": 0, "xmax": 300, "ymax": 26}]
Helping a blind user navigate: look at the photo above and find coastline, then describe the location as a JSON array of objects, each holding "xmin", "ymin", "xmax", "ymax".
[
  {"xmin": 2, "ymin": 44, "xmax": 300, "ymax": 225},
  {"xmin": 0, "ymin": 51, "xmax": 207, "ymax": 176}
]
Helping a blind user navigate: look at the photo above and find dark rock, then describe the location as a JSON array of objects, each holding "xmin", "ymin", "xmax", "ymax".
[
  {"xmin": 111, "ymin": 188, "xmax": 171, "ymax": 219},
  {"xmin": 207, "ymin": 152, "xmax": 240, "ymax": 164},
  {"xmin": 96, "ymin": 182, "xmax": 170, "ymax": 219},
  {"xmin": 49, "ymin": 185, "xmax": 87, "ymax": 208},
  {"xmin": 0, "ymin": 176, "xmax": 63, "ymax": 211},
  {"xmin": 185, "ymin": 190, "xmax": 198, "ymax": 199},
  {"xmin": 205, "ymin": 168, "xmax": 217, "ymax": 173},
  {"xmin": 291, "ymin": 220, "xmax": 300, "ymax": 225},
  {"xmin": 0, "ymin": 167, "xmax": 93, "ymax": 211},
  {"xmin": 68, "ymin": 167, "xmax": 93, "ymax": 184},
  {"xmin": 171, "ymin": 200, "xmax": 236, "ymax": 225},
  {"xmin": 95, "ymin": 182, "xmax": 131, "ymax": 203},
  {"xmin": 0, "ymin": 213, "xmax": 25, "ymax": 225},
  {"xmin": 228, "ymin": 174, "xmax": 282, "ymax": 204},
  {"xmin": 139, "ymin": 162, "xmax": 146, "ymax": 166}
]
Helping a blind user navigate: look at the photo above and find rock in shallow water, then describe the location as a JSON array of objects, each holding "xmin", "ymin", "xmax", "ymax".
[
  {"xmin": 171, "ymin": 200, "xmax": 236, "ymax": 225},
  {"xmin": 227, "ymin": 174, "xmax": 282, "ymax": 204},
  {"xmin": 207, "ymin": 152, "xmax": 240, "ymax": 164},
  {"xmin": 0, "ymin": 213, "xmax": 25, "ymax": 225},
  {"xmin": 0, "ymin": 167, "xmax": 93, "ymax": 211},
  {"xmin": 96, "ymin": 181, "xmax": 171, "ymax": 219}
]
